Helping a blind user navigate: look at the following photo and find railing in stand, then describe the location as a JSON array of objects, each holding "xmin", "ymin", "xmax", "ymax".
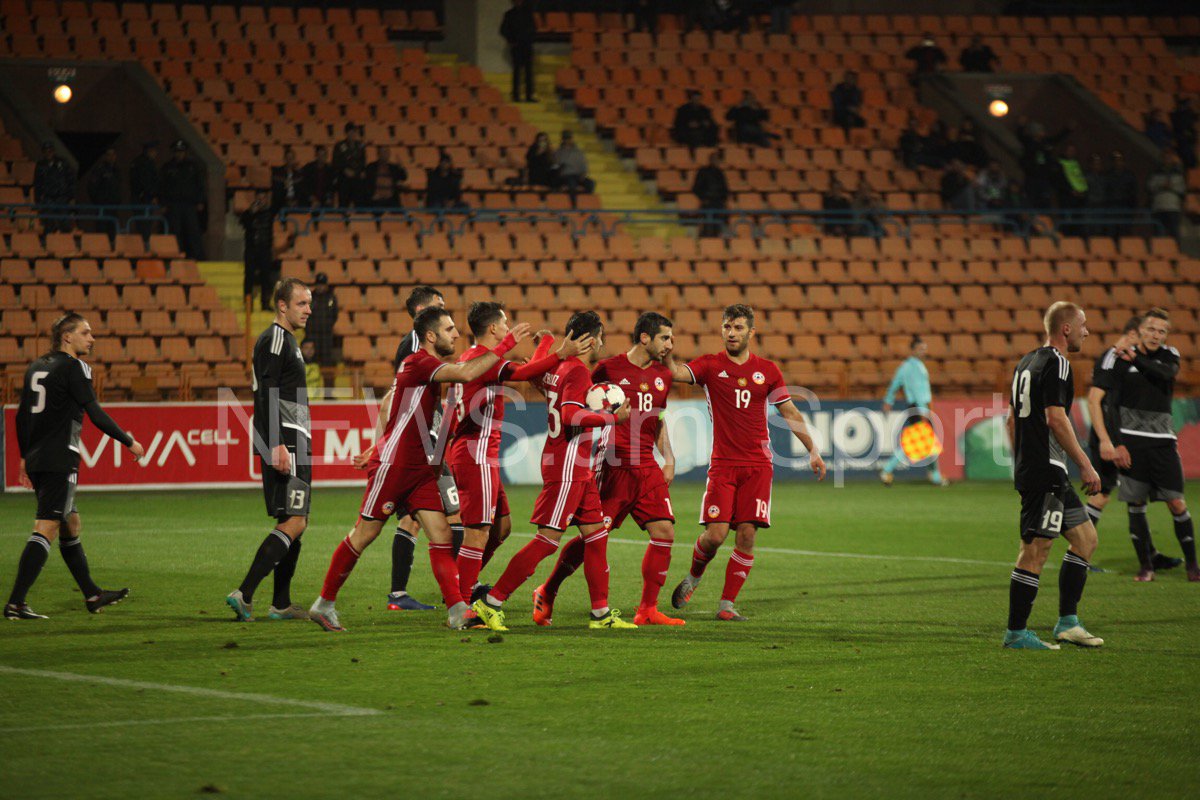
[{"xmin": 0, "ymin": 204, "xmax": 170, "ymax": 235}]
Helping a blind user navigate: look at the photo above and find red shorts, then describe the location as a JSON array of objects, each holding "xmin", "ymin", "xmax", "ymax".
[
  {"xmin": 449, "ymin": 461, "xmax": 510, "ymax": 528},
  {"xmin": 360, "ymin": 461, "xmax": 443, "ymax": 521},
  {"xmin": 531, "ymin": 479, "xmax": 605, "ymax": 531},
  {"xmin": 599, "ymin": 465, "xmax": 675, "ymax": 531},
  {"xmin": 699, "ymin": 464, "xmax": 773, "ymax": 528}
]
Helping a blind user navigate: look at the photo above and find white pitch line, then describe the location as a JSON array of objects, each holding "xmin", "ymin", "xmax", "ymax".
[
  {"xmin": 0, "ymin": 666, "xmax": 383, "ymax": 716},
  {"xmin": 0, "ymin": 712, "xmax": 342, "ymax": 734}
]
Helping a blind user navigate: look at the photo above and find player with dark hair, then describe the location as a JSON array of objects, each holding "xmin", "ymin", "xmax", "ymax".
[
  {"xmin": 6, "ymin": 313, "xmax": 144, "ymax": 620},
  {"xmin": 1107, "ymin": 307, "xmax": 1196, "ymax": 582},
  {"xmin": 1003, "ymin": 301, "xmax": 1103, "ymax": 649},
  {"xmin": 664, "ymin": 304, "xmax": 826, "ymax": 621},
  {"xmin": 226, "ymin": 278, "xmax": 313, "ymax": 621},
  {"xmin": 310, "ymin": 308, "xmax": 532, "ymax": 631},
  {"xmin": 533, "ymin": 311, "xmax": 686, "ymax": 626},
  {"xmin": 448, "ymin": 302, "xmax": 592, "ymax": 605},
  {"xmin": 472, "ymin": 310, "xmax": 637, "ymax": 631}
]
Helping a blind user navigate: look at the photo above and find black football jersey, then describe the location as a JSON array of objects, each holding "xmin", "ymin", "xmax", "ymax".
[
  {"xmin": 252, "ymin": 323, "xmax": 310, "ymax": 456},
  {"xmin": 1110, "ymin": 345, "xmax": 1179, "ymax": 448},
  {"xmin": 392, "ymin": 328, "xmax": 418, "ymax": 371},
  {"xmin": 16, "ymin": 352, "xmax": 111, "ymax": 472},
  {"xmin": 1011, "ymin": 346, "xmax": 1074, "ymax": 492},
  {"xmin": 1089, "ymin": 346, "xmax": 1121, "ymax": 435}
]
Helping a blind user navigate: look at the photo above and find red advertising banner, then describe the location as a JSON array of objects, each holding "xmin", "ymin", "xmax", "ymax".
[{"xmin": 3, "ymin": 400, "xmax": 380, "ymax": 491}]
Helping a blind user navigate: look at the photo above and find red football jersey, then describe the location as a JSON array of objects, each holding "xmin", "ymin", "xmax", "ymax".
[
  {"xmin": 540, "ymin": 357, "xmax": 609, "ymax": 482},
  {"xmin": 373, "ymin": 349, "xmax": 448, "ymax": 466},
  {"xmin": 686, "ymin": 351, "xmax": 789, "ymax": 466},
  {"xmin": 592, "ymin": 353, "xmax": 672, "ymax": 469},
  {"xmin": 447, "ymin": 344, "xmax": 514, "ymax": 467}
]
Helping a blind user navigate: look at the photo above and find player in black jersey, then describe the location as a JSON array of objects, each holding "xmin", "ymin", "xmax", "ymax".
[
  {"xmin": 1086, "ymin": 315, "xmax": 1183, "ymax": 574},
  {"xmin": 1005, "ymin": 302, "xmax": 1104, "ymax": 650},
  {"xmin": 5, "ymin": 313, "xmax": 144, "ymax": 620},
  {"xmin": 1107, "ymin": 308, "xmax": 1196, "ymax": 582},
  {"xmin": 226, "ymin": 279, "xmax": 314, "ymax": 621}
]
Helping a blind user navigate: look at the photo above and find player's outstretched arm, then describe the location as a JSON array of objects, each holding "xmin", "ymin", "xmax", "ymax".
[
  {"xmin": 1085, "ymin": 386, "xmax": 1129, "ymax": 469},
  {"xmin": 1130, "ymin": 350, "xmax": 1180, "ymax": 381},
  {"xmin": 663, "ymin": 352, "xmax": 695, "ymax": 385},
  {"xmin": 777, "ymin": 399, "xmax": 826, "ymax": 480},
  {"xmin": 1046, "ymin": 406, "xmax": 1100, "ymax": 495},
  {"xmin": 436, "ymin": 323, "xmax": 532, "ymax": 384},
  {"xmin": 656, "ymin": 418, "xmax": 676, "ymax": 484},
  {"xmin": 83, "ymin": 399, "xmax": 141, "ymax": 457},
  {"xmin": 506, "ymin": 332, "xmax": 593, "ymax": 382}
]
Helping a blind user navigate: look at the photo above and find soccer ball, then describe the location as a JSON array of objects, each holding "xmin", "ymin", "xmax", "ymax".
[{"xmin": 586, "ymin": 382, "xmax": 626, "ymax": 412}]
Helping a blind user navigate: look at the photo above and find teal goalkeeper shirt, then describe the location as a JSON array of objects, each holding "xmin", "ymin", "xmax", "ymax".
[{"xmin": 884, "ymin": 356, "xmax": 933, "ymax": 409}]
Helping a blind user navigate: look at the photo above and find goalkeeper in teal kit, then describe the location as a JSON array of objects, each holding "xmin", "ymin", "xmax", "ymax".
[{"xmin": 879, "ymin": 336, "xmax": 947, "ymax": 486}]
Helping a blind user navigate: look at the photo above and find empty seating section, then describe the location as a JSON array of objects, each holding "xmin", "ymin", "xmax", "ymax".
[
  {"xmin": 0, "ymin": 231, "xmax": 245, "ymax": 400},
  {"xmin": 277, "ymin": 224, "xmax": 1200, "ymax": 396},
  {"xmin": 0, "ymin": 118, "xmax": 34, "ymax": 207}
]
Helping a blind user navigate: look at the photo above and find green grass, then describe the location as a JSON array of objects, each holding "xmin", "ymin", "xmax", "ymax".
[{"xmin": 0, "ymin": 481, "xmax": 1196, "ymax": 799}]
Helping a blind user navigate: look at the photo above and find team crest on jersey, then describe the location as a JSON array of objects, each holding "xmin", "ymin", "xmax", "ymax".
[
  {"xmin": 737, "ymin": 377, "xmax": 748, "ymax": 387},
  {"xmin": 640, "ymin": 382, "xmax": 649, "ymax": 392},
  {"xmin": 654, "ymin": 377, "xmax": 665, "ymax": 391},
  {"xmin": 707, "ymin": 504, "xmax": 720, "ymax": 518},
  {"xmin": 752, "ymin": 371, "xmax": 765, "ymax": 385},
  {"xmin": 382, "ymin": 502, "xmax": 396, "ymax": 515},
  {"xmin": 603, "ymin": 516, "xmax": 613, "ymax": 530}
]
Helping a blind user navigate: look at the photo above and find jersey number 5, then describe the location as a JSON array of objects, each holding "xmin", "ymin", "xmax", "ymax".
[
  {"xmin": 29, "ymin": 371, "xmax": 49, "ymax": 414},
  {"xmin": 1011, "ymin": 369, "xmax": 1032, "ymax": 419}
]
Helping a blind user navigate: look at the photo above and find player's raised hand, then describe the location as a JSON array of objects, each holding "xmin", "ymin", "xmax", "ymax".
[
  {"xmin": 353, "ymin": 443, "xmax": 375, "ymax": 470},
  {"xmin": 272, "ymin": 443, "xmax": 292, "ymax": 475},
  {"xmin": 1080, "ymin": 463, "xmax": 1102, "ymax": 496},
  {"xmin": 558, "ymin": 331, "xmax": 593, "ymax": 359},
  {"xmin": 533, "ymin": 328, "xmax": 552, "ymax": 344},
  {"xmin": 810, "ymin": 450, "xmax": 827, "ymax": 481},
  {"xmin": 17, "ymin": 459, "xmax": 31, "ymax": 489},
  {"xmin": 1117, "ymin": 344, "xmax": 1137, "ymax": 362},
  {"xmin": 509, "ymin": 322, "xmax": 533, "ymax": 343},
  {"xmin": 614, "ymin": 397, "xmax": 632, "ymax": 423},
  {"xmin": 128, "ymin": 439, "xmax": 145, "ymax": 460}
]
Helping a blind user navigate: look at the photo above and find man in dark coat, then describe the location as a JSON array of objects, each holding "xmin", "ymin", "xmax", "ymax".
[
  {"xmin": 159, "ymin": 139, "xmax": 206, "ymax": 259},
  {"xmin": 307, "ymin": 273, "xmax": 339, "ymax": 368},
  {"xmin": 831, "ymin": 72, "xmax": 865, "ymax": 132},
  {"xmin": 726, "ymin": 90, "xmax": 778, "ymax": 146},
  {"xmin": 672, "ymin": 90, "xmax": 719, "ymax": 149},
  {"xmin": 365, "ymin": 145, "xmax": 408, "ymax": 208},
  {"xmin": 271, "ymin": 146, "xmax": 307, "ymax": 212},
  {"xmin": 500, "ymin": 0, "xmax": 537, "ymax": 103},
  {"xmin": 239, "ymin": 189, "xmax": 275, "ymax": 311},
  {"xmin": 303, "ymin": 145, "xmax": 336, "ymax": 207},
  {"xmin": 333, "ymin": 124, "xmax": 368, "ymax": 208},
  {"xmin": 692, "ymin": 151, "xmax": 729, "ymax": 237},
  {"xmin": 426, "ymin": 152, "xmax": 466, "ymax": 209},
  {"xmin": 33, "ymin": 141, "xmax": 75, "ymax": 233},
  {"xmin": 88, "ymin": 148, "xmax": 121, "ymax": 206}
]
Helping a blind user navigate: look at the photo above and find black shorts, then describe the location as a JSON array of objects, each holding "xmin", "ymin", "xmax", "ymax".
[
  {"xmin": 29, "ymin": 471, "xmax": 78, "ymax": 521},
  {"xmin": 1119, "ymin": 445, "xmax": 1185, "ymax": 504},
  {"xmin": 1018, "ymin": 483, "xmax": 1089, "ymax": 543},
  {"xmin": 1087, "ymin": 431, "xmax": 1120, "ymax": 496},
  {"xmin": 261, "ymin": 457, "xmax": 312, "ymax": 520}
]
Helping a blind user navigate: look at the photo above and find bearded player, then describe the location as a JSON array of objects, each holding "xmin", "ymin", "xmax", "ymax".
[
  {"xmin": 448, "ymin": 301, "xmax": 593, "ymax": 605},
  {"xmin": 472, "ymin": 310, "xmax": 636, "ymax": 631},
  {"xmin": 309, "ymin": 308, "xmax": 530, "ymax": 631},
  {"xmin": 533, "ymin": 311, "xmax": 685, "ymax": 626},
  {"xmin": 665, "ymin": 304, "xmax": 826, "ymax": 621}
]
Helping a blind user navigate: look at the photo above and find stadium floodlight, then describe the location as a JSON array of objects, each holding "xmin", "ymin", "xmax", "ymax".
[
  {"xmin": 988, "ymin": 99, "xmax": 1008, "ymax": 117},
  {"xmin": 53, "ymin": 83, "xmax": 72, "ymax": 103},
  {"xmin": 985, "ymin": 82, "xmax": 1012, "ymax": 118}
]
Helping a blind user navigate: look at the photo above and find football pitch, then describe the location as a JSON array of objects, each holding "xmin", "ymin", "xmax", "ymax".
[{"xmin": 0, "ymin": 480, "xmax": 1195, "ymax": 799}]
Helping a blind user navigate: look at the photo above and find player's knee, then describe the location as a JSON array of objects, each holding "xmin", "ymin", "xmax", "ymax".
[
  {"xmin": 646, "ymin": 522, "xmax": 674, "ymax": 542},
  {"xmin": 1167, "ymin": 498, "xmax": 1188, "ymax": 516},
  {"xmin": 35, "ymin": 519, "xmax": 61, "ymax": 541},
  {"xmin": 734, "ymin": 525, "xmax": 757, "ymax": 552}
]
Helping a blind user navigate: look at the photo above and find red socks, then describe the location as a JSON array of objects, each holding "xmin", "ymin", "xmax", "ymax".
[
  {"xmin": 639, "ymin": 538, "xmax": 673, "ymax": 609},
  {"xmin": 543, "ymin": 534, "xmax": 585, "ymax": 597},
  {"xmin": 320, "ymin": 536, "xmax": 361, "ymax": 601},
  {"xmin": 582, "ymin": 528, "xmax": 610, "ymax": 611},
  {"xmin": 689, "ymin": 538, "xmax": 715, "ymax": 579},
  {"xmin": 721, "ymin": 549, "xmax": 754, "ymax": 603},
  {"xmin": 429, "ymin": 542, "xmax": 463, "ymax": 608},
  {"xmin": 490, "ymin": 534, "xmax": 559, "ymax": 602},
  {"xmin": 457, "ymin": 545, "xmax": 484, "ymax": 601}
]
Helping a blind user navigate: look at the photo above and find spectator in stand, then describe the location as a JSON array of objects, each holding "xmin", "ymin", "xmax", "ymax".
[
  {"xmin": 1147, "ymin": 149, "xmax": 1187, "ymax": 238},
  {"xmin": 333, "ymin": 123, "xmax": 367, "ymax": 208},
  {"xmin": 526, "ymin": 132, "xmax": 557, "ymax": 188},
  {"xmin": 821, "ymin": 178, "xmax": 853, "ymax": 235},
  {"xmin": 831, "ymin": 72, "xmax": 865, "ymax": 133},
  {"xmin": 33, "ymin": 141, "xmax": 75, "ymax": 233},
  {"xmin": 672, "ymin": 90, "xmax": 719, "ymax": 149},
  {"xmin": 365, "ymin": 145, "xmax": 407, "ymax": 208},
  {"xmin": 129, "ymin": 140, "xmax": 159, "ymax": 239},
  {"xmin": 426, "ymin": 152, "xmax": 466, "ymax": 209},
  {"xmin": 1056, "ymin": 144, "xmax": 1088, "ymax": 209},
  {"xmin": 922, "ymin": 120, "xmax": 952, "ymax": 169},
  {"xmin": 899, "ymin": 114, "xmax": 923, "ymax": 169},
  {"xmin": 1171, "ymin": 95, "xmax": 1197, "ymax": 169},
  {"xmin": 159, "ymin": 139, "xmax": 205, "ymax": 259},
  {"xmin": 1017, "ymin": 121, "xmax": 1073, "ymax": 208},
  {"xmin": 940, "ymin": 159, "xmax": 974, "ymax": 210},
  {"xmin": 952, "ymin": 117, "xmax": 989, "ymax": 168},
  {"xmin": 271, "ymin": 146, "xmax": 306, "ymax": 212},
  {"xmin": 959, "ymin": 34, "xmax": 999, "ymax": 73},
  {"xmin": 626, "ymin": 0, "xmax": 658, "ymax": 35},
  {"xmin": 300, "ymin": 340, "xmax": 323, "ymax": 395},
  {"xmin": 726, "ymin": 90, "xmax": 779, "ymax": 146},
  {"xmin": 851, "ymin": 178, "xmax": 884, "ymax": 236},
  {"xmin": 239, "ymin": 189, "xmax": 275, "ymax": 311},
  {"xmin": 307, "ymin": 272, "xmax": 339, "ymax": 373},
  {"xmin": 692, "ymin": 150, "xmax": 729, "ymax": 238},
  {"xmin": 500, "ymin": 0, "xmax": 537, "ymax": 103},
  {"xmin": 905, "ymin": 32, "xmax": 947, "ymax": 82},
  {"xmin": 554, "ymin": 131, "xmax": 595, "ymax": 204},
  {"xmin": 1144, "ymin": 109, "xmax": 1173, "ymax": 151},
  {"xmin": 1083, "ymin": 153, "xmax": 1108, "ymax": 237},
  {"xmin": 304, "ymin": 145, "xmax": 336, "ymax": 207},
  {"xmin": 88, "ymin": 148, "xmax": 121, "ymax": 207},
  {"xmin": 973, "ymin": 161, "xmax": 1011, "ymax": 210},
  {"xmin": 1105, "ymin": 150, "xmax": 1138, "ymax": 210}
]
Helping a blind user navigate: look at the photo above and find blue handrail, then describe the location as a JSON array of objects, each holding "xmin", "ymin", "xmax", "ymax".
[{"xmin": 0, "ymin": 204, "xmax": 169, "ymax": 235}]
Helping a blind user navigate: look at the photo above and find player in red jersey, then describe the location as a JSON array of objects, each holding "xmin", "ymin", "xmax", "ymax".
[
  {"xmin": 472, "ymin": 311, "xmax": 637, "ymax": 631},
  {"xmin": 308, "ymin": 307, "xmax": 530, "ymax": 632},
  {"xmin": 448, "ymin": 301, "xmax": 594, "ymax": 606},
  {"xmin": 534, "ymin": 311, "xmax": 686, "ymax": 626},
  {"xmin": 664, "ymin": 303, "xmax": 826, "ymax": 621}
]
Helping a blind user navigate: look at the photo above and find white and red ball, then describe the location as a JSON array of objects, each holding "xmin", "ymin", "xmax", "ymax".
[{"xmin": 585, "ymin": 382, "xmax": 626, "ymax": 412}]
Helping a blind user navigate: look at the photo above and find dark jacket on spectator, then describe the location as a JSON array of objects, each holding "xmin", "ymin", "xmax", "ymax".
[
  {"xmin": 692, "ymin": 165, "xmax": 729, "ymax": 209},
  {"xmin": 34, "ymin": 156, "xmax": 74, "ymax": 203},
  {"xmin": 129, "ymin": 153, "xmax": 159, "ymax": 204},
  {"xmin": 159, "ymin": 157, "xmax": 205, "ymax": 204},
  {"xmin": 426, "ymin": 165, "xmax": 465, "ymax": 208},
  {"xmin": 500, "ymin": 5, "xmax": 537, "ymax": 46},
  {"xmin": 366, "ymin": 160, "xmax": 408, "ymax": 206},
  {"xmin": 271, "ymin": 163, "xmax": 307, "ymax": 211},
  {"xmin": 303, "ymin": 159, "xmax": 335, "ymax": 206},
  {"xmin": 88, "ymin": 162, "xmax": 122, "ymax": 206}
]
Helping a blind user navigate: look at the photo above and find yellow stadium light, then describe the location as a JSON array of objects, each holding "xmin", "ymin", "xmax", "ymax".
[
  {"xmin": 988, "ymin": 99, "xmax": 1008, "ymax": 118},
  {"xmin": 53, "ymin": 84, "xmax": 72, "ymax": 104}
]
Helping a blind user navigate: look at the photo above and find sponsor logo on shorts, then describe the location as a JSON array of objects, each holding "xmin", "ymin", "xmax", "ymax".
[
  {"xmin": 737, "ymin": 377, "xmax": 748, "ymax": 387},
  {"xmin": 707, "ymin": 504, "xmax": 720, "ymax": 518},
  {"xmin": 752, "ymin": 371, "xmax": 765, "ymax": 385},
  {"xmin": 382, "ymin": 501, "xmax": 396, "ymax": 514},
  {"xmin": 654, "ymin": 377, "xmax": 665, "ymax": 391}
]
